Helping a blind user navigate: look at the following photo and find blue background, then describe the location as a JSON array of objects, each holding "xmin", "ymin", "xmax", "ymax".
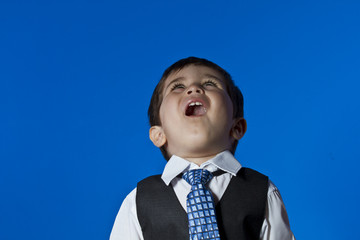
[{"xmin": 1, "ymin": 0, "xmax": 359, "ymax": 239}]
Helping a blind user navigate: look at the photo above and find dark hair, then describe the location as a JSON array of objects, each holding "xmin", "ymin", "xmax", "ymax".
[{"xmin": 148, "ymin": 56, "xmax": 244, "ymax": 160}]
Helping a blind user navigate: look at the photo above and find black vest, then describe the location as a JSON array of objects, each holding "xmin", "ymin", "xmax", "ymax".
[{"xmin": 136, "ymin": 167, "xmax": 268, "ymax": 240}]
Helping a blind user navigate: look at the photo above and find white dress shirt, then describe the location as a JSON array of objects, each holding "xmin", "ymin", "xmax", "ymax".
[{"xmin": 110, "ymin": 151, "xmax": 295, "ymax": 240}]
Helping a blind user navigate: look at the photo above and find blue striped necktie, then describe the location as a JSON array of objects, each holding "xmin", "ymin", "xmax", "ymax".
[{"xmin": 182, "ymin": 169, "xmax": 221, "ymax": 240}]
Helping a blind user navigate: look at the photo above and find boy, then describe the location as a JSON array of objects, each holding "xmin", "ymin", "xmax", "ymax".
[{"xmin": 110, "ymin": 57, "xmax": 295, "ymax": 240}]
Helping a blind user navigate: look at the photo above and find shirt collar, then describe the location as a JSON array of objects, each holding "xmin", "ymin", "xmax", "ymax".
[{"xmin": 161, "ymin": 150, "xmax": 242, "ymax": 185}]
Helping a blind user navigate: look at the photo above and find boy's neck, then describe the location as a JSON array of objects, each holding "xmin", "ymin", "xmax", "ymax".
[{"xmin": 182, "ymin": 153, "xmax": 219, "ymax": 166}]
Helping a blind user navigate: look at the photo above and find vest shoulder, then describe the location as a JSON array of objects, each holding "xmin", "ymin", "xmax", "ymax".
[
  {"xmin": 239, "ymin": 167, "xmax": 268, "ymax": 179},
  {"xmin": 235, "ymin": 167, "xmax": 269, "ymax": 188},
  {"xmin": 138, "ymin": 174, "xmax": 162, "ymax": 183},
  {"xmin": 137, "ymin": 174, "xmax": 164, "ymax": 190}
]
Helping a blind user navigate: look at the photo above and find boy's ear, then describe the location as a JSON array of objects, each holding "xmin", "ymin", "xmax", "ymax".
[
  {"xmin": 149, "ymin": 126, "xmax": 167, "ymax": 147},
  {"xmin": 231, "ymin": 118, "xmax": 247, "ymax": 140}
]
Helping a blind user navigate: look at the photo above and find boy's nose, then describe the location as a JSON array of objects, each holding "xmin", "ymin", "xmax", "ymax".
[{"xmin": 187, "ymin": 84, "xmax": 204, "ymax": 95}]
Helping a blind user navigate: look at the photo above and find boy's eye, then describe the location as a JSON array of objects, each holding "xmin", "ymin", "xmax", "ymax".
[
  {"xmin": 203, "ymin": 80, "xmax": 218, "ymax": 87},
  {"xmin": 171, "ymin": 83, "xmax": 185, "ymax": 91}
]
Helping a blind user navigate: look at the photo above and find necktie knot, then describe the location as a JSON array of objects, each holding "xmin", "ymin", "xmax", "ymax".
[{"xmin": 182, "ymin": 169, "xmax": 213, "ymax": 186}]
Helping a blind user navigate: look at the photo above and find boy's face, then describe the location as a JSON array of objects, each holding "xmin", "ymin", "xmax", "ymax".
[{"xmin": 150, "ymin": 65, "xmax": 245, "ymax": 160}]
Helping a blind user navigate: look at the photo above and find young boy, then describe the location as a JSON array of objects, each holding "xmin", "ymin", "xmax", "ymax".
[{"xmin": 110, "ymin": 57, "xmax": 295, "ymax": 240}]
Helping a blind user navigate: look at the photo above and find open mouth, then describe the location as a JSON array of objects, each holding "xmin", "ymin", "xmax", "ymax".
[{"xmin": 185, "ymin": 101, "xmax": 207, "ymax": 117}]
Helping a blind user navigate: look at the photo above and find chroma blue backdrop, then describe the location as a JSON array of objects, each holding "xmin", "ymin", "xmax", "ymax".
[{"xmin": 1, "ymin": 0, "xmax": 359, "ymax": 239}]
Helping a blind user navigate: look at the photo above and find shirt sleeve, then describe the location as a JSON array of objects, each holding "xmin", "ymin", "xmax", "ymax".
[
  {"xmin": 260, "ymin": 181, "xmax": 296, "ymax": 240},
  {"xmin": 109, "ymin": 188, "xmax": 144, "ymax": 240}
]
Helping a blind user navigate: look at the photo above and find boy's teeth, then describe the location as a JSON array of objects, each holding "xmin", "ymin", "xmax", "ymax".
[{"xmin": 189, "ymin": 102, "xmax": 202, "ymax": 106}]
